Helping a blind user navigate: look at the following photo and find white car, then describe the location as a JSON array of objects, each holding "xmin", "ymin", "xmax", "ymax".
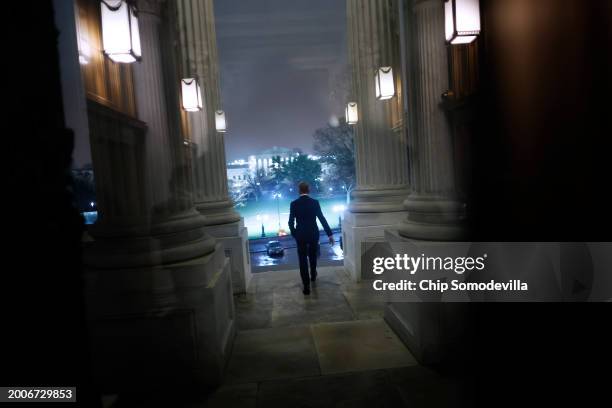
[{"xmin": 266, "ymin": 241, "xmax": 285, "ymax": 257}]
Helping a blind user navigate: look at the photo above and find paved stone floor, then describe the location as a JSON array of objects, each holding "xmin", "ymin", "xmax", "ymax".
[
  {"xmin": 112, "ymin": 267, "xmax": 471, "ymax": 407},
  {"xmin": 199, "ymin": 267, "xmax": 470, "ymax": 407}
]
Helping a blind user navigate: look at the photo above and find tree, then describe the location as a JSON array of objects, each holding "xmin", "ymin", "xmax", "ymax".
[
  {"xmin": 242, "ymin": 168, "xmax": 274, "ymax": 202},
  {"xmin": 271, "ymin": 154, "xmax": 322, "ymax": 193},
  {"xmin": 313, "ymin": 118, "xmax": 356, "ymax": 202},
  {"xmin": 269, "ymin": 155, "xmax": 286, "ymax": 188},
  {"xmin": 229, "ymin": 179, "xmax": 248, "ymax": 208}
]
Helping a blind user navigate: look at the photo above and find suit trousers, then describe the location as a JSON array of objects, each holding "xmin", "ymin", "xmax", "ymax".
[{"xmin": 296, "ymin": 239, "xmax": 318, "ymax": 287}]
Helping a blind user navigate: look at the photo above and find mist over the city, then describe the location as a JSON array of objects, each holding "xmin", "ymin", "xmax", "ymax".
[{"xmin": 214, "ymin": 0, "xmax": 349, "ymax": 161}]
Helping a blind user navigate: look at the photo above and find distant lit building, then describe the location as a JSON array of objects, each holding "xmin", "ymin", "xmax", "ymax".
[
  {"xmin": 229, "ymin": 147, "xmax": 331, "ymax": 183},
  {"xmin": 227, "ymin": 160, "xmax": 250, "ymax": 187},
  {"xmin": 248, "ymin": 146, "xmax": 301, "ymax": 175}
]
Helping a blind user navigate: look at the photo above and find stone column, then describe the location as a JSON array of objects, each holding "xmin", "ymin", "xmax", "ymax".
[
  {"xmin": 384, "ymin": 0, "xmax": 468, "ymax": 369},
  {"xmin": 133, "ymin": 0, "xmax": 179, "ymax": 218},
  {"xmin": 397, "ymin": 0, "xmax": 465, "ymax": 240},
  {"xmin": 176, "ymin": 0, "xmax": 251, "ymax": 293},
  {"xmin": 344, "ymin": 0, "xmax": 410, "ymax": 281},
  {"xmin": 84, "ymin": 0, "xmax": 235, "ymax": 391}
]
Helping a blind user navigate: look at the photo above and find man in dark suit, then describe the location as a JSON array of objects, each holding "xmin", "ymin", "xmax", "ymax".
[{"xmin": 288, "ymin": 182, "xmax": 334, "ymax": 295}]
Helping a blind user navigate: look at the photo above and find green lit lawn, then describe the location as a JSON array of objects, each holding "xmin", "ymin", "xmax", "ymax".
[{"xmin": 238, "ymin": 196, "xmax": 347, "ymax": 239}]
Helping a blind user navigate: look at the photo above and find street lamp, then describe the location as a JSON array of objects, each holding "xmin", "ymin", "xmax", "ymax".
[
  {"xmin": 181, "ymin": 78, "xmax": 203, "ymax": 112},
  {"xmin": 333, "ymin": 204, "xmax": 346, "ymax": 231},
  {"xmin": 345, "ymin": 102, "xmax": 359, "ymax": 124},
  {"xmin": 375, "ymin": 67, "xmax": 395, "ymax": 100},
  {"xmin": 273, "ymin": 193, "xmax": 282, "ymax": 234},
  {"xmin": 100, "ymin": 0, "xmax": 141, "ymax": 63},
  {"xmin": 444, "ymin": 0, "xmax": 481, "ymax": 45},
  {"xmin": 215, "ymin": 110, "xmax": 227, "ymax": 133},
  {"xmin": 257, "ymin": 214, "xmax": 268, "ymax": 238}
]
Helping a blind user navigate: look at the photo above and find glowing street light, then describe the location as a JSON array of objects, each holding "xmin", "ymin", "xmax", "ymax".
[
  {"xmin": 256, "ymin": 213, "xmax": 269, "ymax": 237},
  {"xmin": 345, "ymin": 102, "xmax": 358, "ymax": 124},
  {"xmin": 333, "ymin": 204, "xmax": 346, "ymax": 230},
  {"xmin": 445, "ymin": 0, "xmax": 481, "ymax": 45},
  {"xmin": 272, "ymin": 193, "xmax": 283, "ymax": 233},
  {"xmin": 181, "ymin": 78, "xmax": 203, "ymax": 112},
  {"xmin": 333, "ymin": 204, "xmax": 346, "ymax": 213},
  {"xmin": 100, "ymin": 0, "xmax": 141, "ymax": 63},
  {"xmin": 375, "ymin": 67, "xmax": 395, "ymax": 100}
]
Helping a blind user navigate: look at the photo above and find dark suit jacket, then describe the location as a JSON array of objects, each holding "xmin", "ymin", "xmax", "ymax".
[{"xmin": 288, "ymin": 195, "xmax": 333, "ymax": 243}]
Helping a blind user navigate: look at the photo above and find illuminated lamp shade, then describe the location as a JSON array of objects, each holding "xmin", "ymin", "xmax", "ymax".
[
  {"xmin": 215, "ymin": 110, "xmax": 227, "ymax": 133},
  {"xmin": 181, "ymin": 78, "xmax": 203, "ymax": 111},
  {"xmin": 100, "ymin": 0, "xmax": 142, "ymax": 63},
  {"xmin": 375, "ymin": 67, "xmax": 395, "ymax": 100},
  {"xmin": 445, "ymin": 0, "xmax": 481, "ymax": 45},
  {"xmin": 345, "ymin": 102, "xmax": 358, "ymax": 124}
]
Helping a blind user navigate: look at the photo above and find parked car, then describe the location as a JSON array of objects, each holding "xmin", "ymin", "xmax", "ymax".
[{"xmin": 266, "ymin": 240, "xmax": 284, "ymax": 257}]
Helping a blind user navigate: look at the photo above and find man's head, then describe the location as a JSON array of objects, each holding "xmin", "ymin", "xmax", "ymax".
[{"xmin": 298, "ymin": 181, "xmax": 310, "ymax": 195}]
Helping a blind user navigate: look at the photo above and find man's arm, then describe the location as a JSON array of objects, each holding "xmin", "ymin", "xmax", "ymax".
[
  {"xmin": 316, "ymin": 201, "xmax": 334, "ymax": 244},
  {"xmin": 288, "ymin": 201, "xmax": 296, "ymax": 236}
]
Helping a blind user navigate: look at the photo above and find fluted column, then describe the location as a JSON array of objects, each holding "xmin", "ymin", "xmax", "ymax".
[
  {"xmin": 343, "ymin": 0, "xmax": 410, "ymax": 281},
  {"xmin": 347, "ymin": 0, "xmax": 410, "ymax": 213},
  {"xmin": 175, "ymin": 0, "xmax": 251, "ymax": 294},
  {"xmin": 134, "ymin": 0, "xmax": 214, "ymax": 239},
  {"xmin": 177, "ymin": 0, "xmax": 239, "ymax": 225},
  {"xmin": 399, "ymin": 0, "xmax": 465, "ymax": 240},
  {"xmin": 133, "ymin": 0, "xmax": 173, "ymax": 215},
  {"xmin": 86, "ymin": 0, "xmax": 216, "ymax": 268},
  {"xmin": 83, "ymin": 1, "xmax": 235, "ymax": 390}
]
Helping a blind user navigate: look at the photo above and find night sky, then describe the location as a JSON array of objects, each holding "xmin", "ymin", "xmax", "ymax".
[{"xmin": 214, "ymin": 0, "xmax": 349, "ymax": 161}]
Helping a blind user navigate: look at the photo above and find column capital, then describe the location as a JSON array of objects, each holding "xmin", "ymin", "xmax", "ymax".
[{"xmin": 349, "ymin": 186, "xmax": 411, "ymax": 213}]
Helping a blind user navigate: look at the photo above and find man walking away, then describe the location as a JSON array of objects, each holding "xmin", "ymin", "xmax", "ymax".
[{"xmin": 288, "ymin": 182, "xmax": 334, "ymax": 295}]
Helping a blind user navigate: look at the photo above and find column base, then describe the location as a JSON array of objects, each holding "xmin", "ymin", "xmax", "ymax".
[
  {"xmin": 349, "ymin": 186, "xmax": 411, "ymax": 213},
  {"xmin": 205, "ymin": 217, "xmax": 252, "ymax": 294},
  {"xmin": 342, "ymin": 209, "xmax": 408, "ymax": 281},
  {"xmin": 382, "ymin": 228, "xmax": 470, "ymax": 366},
  {"xmin": 85, "ymin": 210, "xmax": 217, "ymax": 268},
  {"xmin": 397, "ymin": 195, "xmax": 467, "ymax": 241},
  {"xmin": 196, "ymin": 199, "xmax": 241, "ymax": 226},
  {"xmin": 384, "ymin": 302, "xmax": 469, "ymax": 366},
  {"xmin": 85, "ymin": 243, "xmax": 235, "ymax": 393}
]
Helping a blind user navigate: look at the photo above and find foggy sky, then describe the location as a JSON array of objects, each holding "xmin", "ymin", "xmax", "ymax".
[{"xmin": 214, "ymin": 0, "xmax": 349, "ymax": 161}]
